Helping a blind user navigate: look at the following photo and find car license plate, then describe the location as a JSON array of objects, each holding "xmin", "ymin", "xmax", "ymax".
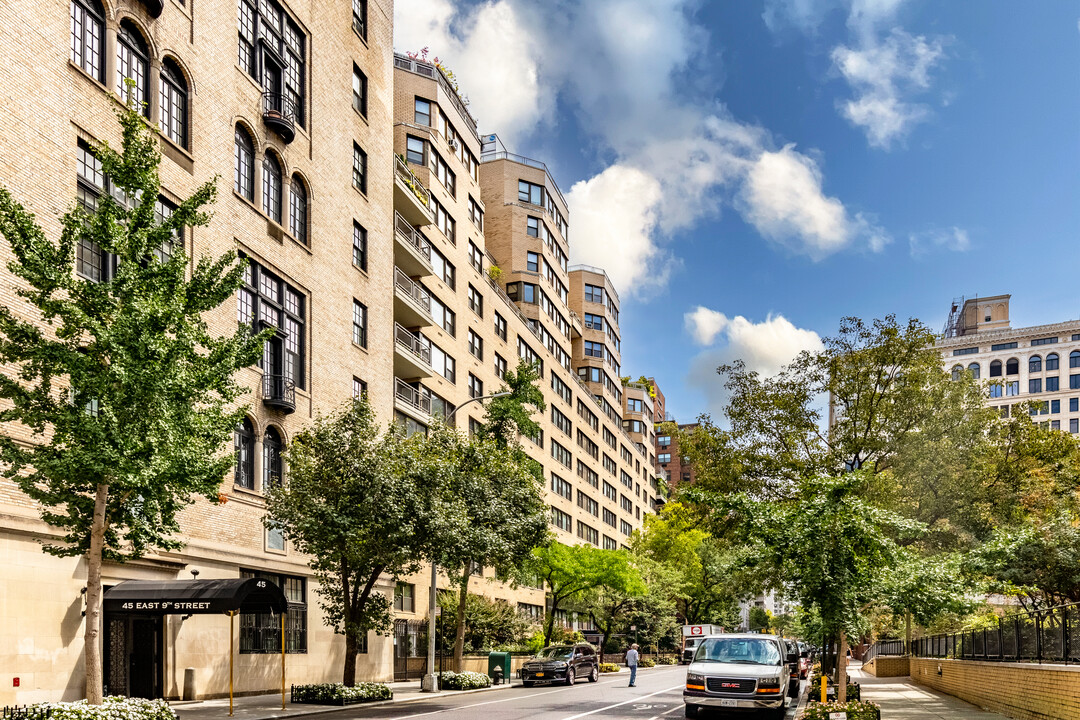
[
  {"xmin": 535, "ymin": 672, "xmax": 544, "ymax": 677},
  {"xmin": 720, "ymin": 699, "xmax": 737, "ymax": 708}
]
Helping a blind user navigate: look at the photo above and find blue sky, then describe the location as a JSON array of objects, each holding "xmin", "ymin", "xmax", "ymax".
[{"xmin": 394, "ymin": 0, "xmax": 1080, "ymax": 421}]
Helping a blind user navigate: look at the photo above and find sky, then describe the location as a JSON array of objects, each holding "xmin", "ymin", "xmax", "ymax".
[{"xmin": 393, "ymin": 0, "xmax": 1080, "ymax": 423}]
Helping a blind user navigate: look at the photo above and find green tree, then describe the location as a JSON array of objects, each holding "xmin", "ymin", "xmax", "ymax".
[
  {"xmin": 264, "ymin": 397, "xmax": 452, "ymax": 685},
  {"xmin": 581, "ymin": 560, "xmax": 646, "ymax": 661},
  {"xmin": 0, "ymin": 100, "xmax": 262, "ymax": 703},
  {"xmin": 477, "ymin": 359, "xmax": 545, "ymax": 446},
  {"xmin": 434, "ymin": 589, "xmax": 533, "ymax": 654}
]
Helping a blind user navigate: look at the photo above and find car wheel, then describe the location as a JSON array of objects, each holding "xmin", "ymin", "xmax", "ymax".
[
  {"xmin": 565, "ymin": 668, "xmax": 575, "ymax": 686},
  {"xmin": 588, "ymin": 665, "xmax": 598, "ymax": 682},
  {"xmin": 684, "ymin": 704, "xmax": 698, "ymax": 718}
]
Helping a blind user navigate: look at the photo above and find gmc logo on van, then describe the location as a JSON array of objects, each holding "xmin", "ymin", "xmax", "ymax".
[{"xmin": 721, "ymin": 682, "xmax": 740, "ymax": 688}]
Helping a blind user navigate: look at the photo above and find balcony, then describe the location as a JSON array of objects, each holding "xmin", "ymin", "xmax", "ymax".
[
  {"xmin": 394, "ymin": 212, "xmax": 433, "ymax": 278},
  {"xmin": 394, "ymin": 378, "xmax": 431, "ymax": 424},
  {"xmin": 569, "ymin": 310, "xmax": 583, "ymax": 339},
  {"xmin": 394, "ymin": 323, "xmax": 433, "ymax": 379},
  {"xmin": 262, "ymin": 92, "xmax": 296, "ymax": 144},
  {"xmin": 394, "ymin": 267, "xmax": 433, "ymax": 327},
  {"xmin": 262, "ymin": 374, "xmax": 296, "ymax": 413},
  {"xmin": 394, "ymin": 156, "xmax": 433, "ymax": 227}
]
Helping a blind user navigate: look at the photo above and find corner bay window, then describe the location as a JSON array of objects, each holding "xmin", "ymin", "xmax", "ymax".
[{"xmin": 240, "ymin": 570, "xmax": 306, "ymax": 653}]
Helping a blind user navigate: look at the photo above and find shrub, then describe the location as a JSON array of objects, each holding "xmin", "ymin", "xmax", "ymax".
[
  {"xmin": 32, "ymin": 697, "xmax": 178, "ymax": 720},
  {"xmin": 438, "ymin": 671, "xmax": 491, "ymax": 690},
  {"xmin": 291, "ymin": 683, "xmax": 393, "ymax": 705},
  {"xmin": 598, "ymin": 662, "xmax": 621, "ymax": 673},
  {"xmin": 799, "ymin": 700, "xmax": 880, "ymax": 720},
  {"xmin": 638, "ymin": 657, "xmax": 656, "ymax": 668},
  {"xmin": 656, "ymin": 656, "xmax": 677, "ymax": 665}
]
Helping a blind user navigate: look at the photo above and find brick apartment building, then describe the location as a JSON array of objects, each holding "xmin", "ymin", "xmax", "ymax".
[{"xmin": 0, "ymin": 0, "xmax": 662, "ymax": 704}]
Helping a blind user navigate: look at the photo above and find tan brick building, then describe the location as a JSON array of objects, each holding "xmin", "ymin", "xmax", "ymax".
[{"xmin": 0, "ymin": 0, "xmax": 662, "ymax": 704}]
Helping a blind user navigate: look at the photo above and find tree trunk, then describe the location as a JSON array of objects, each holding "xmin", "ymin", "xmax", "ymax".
[
  {"xmin": 84, "ymin": 483, "xmax": 109, "ymax": 704},
  {"xmin": 837, "ymin": 629, "xmax": 848, "ymax": 704},
  {"xmin": 544, "ymin": 600, "xmax": 557, "ymax": 646},
  {"xmin": 343, "ymin": 633, "xmax": 357, "ymax": 686},
  {"xmin": 453, "ymin": 568, "xmax": 470, "ymax": 673}
]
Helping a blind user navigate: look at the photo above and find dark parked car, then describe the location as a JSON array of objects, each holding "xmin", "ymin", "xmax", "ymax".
[{"xmin": 520, "ymin": 643, "xmax": 599, "ymax": 686}]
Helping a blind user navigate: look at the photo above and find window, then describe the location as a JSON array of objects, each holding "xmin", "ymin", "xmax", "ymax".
[
  {"xmin": 468, "ymin": 417, "xmax": 483, "ymax": 438},
  {"xmin": 518, "ymin": 603, "xmax": 543, "ymax": 620},
  {"xmin": 1030, "ymin": 378, "xmax": 1042, "ymax": 394},
  {"xmin": 468, "ymin": 330, "xmax": 483, "ymax": 360},
  {"xmin": 429, "ymin": 341, "xmax": 456, "ymax": 382},
  {"xmin": 603, "ymin": 427, "xmax": 616, "ymax": 448},
  {"xmin": 1030, "ymin": 356, "xmax": 1042, "ymax": 373},
  {"xmin": 1071, "ymin": 351, "xmax": 1080, "ymax": 369},
  {"xmin": 71, "ymin": 0, "xmax": 105, "ymax": 81},
  {"xmin": 352, "ymin": 301, "xmax": 367, "ymax": 347},
  {"xmin": 620, "ymin": 495, "xmax": 632, "ymax": 513},
  {"xmin": 468, "ymin": 284, "xmax": 483, "ymax": 317},
  {"xmin": 584, "ymin": 341, "xmax": 604, "ymax": 358},
  {"xmin": 353, "ymin": 144, "xmax": 367, "ymax": 194},
  {"xmin": 240, "ymin": 571, "xmax": 306, "ymax": 653},
  {"xmin": 289, "ymin": 177, "xmax": 307, "ymax": 244},
  {"xmin": 238, "ymin": 0, "xmax": 306, "ymax": 127},
  {"xmin": 415, "ymin": 98, "xmax": 431, "ymax": 126},
  {"xmin": 394, "ymin": 582, "xmax": 415, "ymax": 612},
  {"xmin": 238, "ymin": 258, "xmax": 306, "ymax": 389},
  {"xmin": 1006, "ymin": 381, "xmax": 1019, "ymax": 396},
  {"xmin": 1032, "ymin": 337, "xmax": 1059, "ymax": 346},
  {"xmin": 584, "ymin": 313, "xmax": 604, "ymax": 331},
  {"xmin": 620, "ymin": 445, "xmax": 632, "ymax": 463},
  {"xmin": 352, "ymin": 0, "xmax": 366, "ymax": 38},
  {"xmin": 602, "ymin": 508, "xmax": 617, "ymax": 527},
  {"xmin": 518, "ymin": 180, "xmax": 544, "ymax": 205},
  {"xmin": 658, "ymin": 453, "xmax": 671, "ymax": 464},
  {"xmin": 468, "ymin": 373, "xmax": 483, "ymax": 399},
  {"xmin": 352, "ymin": 65, "xmax": 367, "ymax": 116},
  {"xmin": 577, "ymin": 521, "xmax": 599, "ymax": 546},
  {"xmin": 430, "ymin": 296, "xmax": 456, "ymax": 336},
  {"xmin": 430, "ymin": 245, "xmax": 455, "ymax": 288},
  {"xmin": 584, "ymin": 284, "xmax": 604, "ymax": 304},
  {"xmin": 527, "ymin": 216, "xmax": 540, "ymax": 238},
  {"xmin": 262, "ymin": 153, "xmax": 283, "ymax": 223},
  {"xmin": 234, "ymin": 126, "xmax": 255, "ymax": 200},
  {"xmin": 1047, "ymin": 353, "xmax": 1060, "ymax": 371},
  {"xmin": 235, "ymin": 418, "xmax": 255, "ymax": 489},
  {"xmin": 429, "ymin": 389, "xmax": 455, "ymax": 424},
  {"xmin": 658, "ymin": 435, "xmax": 671, "ymax": 447},
  {"xmin": 494, "ymin": 353, "xmax": 507, "ymax": 380},
  {"xmin": 603, "ymin": 454, "xmax": 616, "ymax": 475},
  {"xmin": 551, "ymin": 474, "xmax": 572, "ymax": 500},
  {"xmin": 527, "ymin": 251, "xmax": 540, "ymax": 273},
  {"xmin": 577, "ymin": 431, "xmax": 598, "ymax": 459},
  {"xmin": 552, "ymin": 407, "xmax": 572, "ymax": 436},
  {"xmin": 406, "ymin": 136, "xmax": 426, "ymax": 165},
  {"xmin": 988, "ymin": 384, "xmax": 1002, "ymax": 398},
  {"xmin": 577, "ymin": 461, "xmax": 599, "ymax": 489},
  {"xmin": 951, "ymin": 364, "xmax": 964, "ymax": 381},
  {"xmin": 603, "ymin": 535, "xmax": 617, "ymax": 550},
  {"xmin": 352, "ymin": 223, "xmax": 368, "ymax": 271},
  {"xmin": 1052, "ymin": 399, "xmax": 1061, "ymax": 414},
  {"xmin": 518, "ymin": 337, "xmax": 542, "ymax": 377},
  {"xmin": 1006, "ymin": 358, "xmax": 1019, "ymax": 375},
  {"xmin": 116, "ymin": 21, "xmax": 149, "ymax": 116},
  {"xmin": 159, "ymin": 59, "xmax": 188, "ymax": 147},
  {"xmin": 577, "ymin": 400, "xmax": 598, "ymax": 431},
  {"xmin": 552, "ymin": 507, "xmax": 572, "ymax": 532},
  {"xmin": 992, "ymin": 342, "xmax": 1018, "ymax": 351},
  {"xmin": 552, "ymin": 374, "xmax": 572, "ymax": 405},
  {"xmin": 1072, "ymin": 398, "xmax": 1079, "ymax": 412},
  {"xmin": 620, "ymin": 470, "xmax": 633, "ymax": 489},
  {"xmin": 263, "ymin": 427, "xmax": 282, "ymax": 489},
  {"xmin": 968, "ymin": 363, "xmax": 981, "ymax": 379},
  {"xmin": 431, "ymin": 197, "xmax": 455, "ymax": 243},
  {"xmin": 1072, "ymin": 419, "xmax": 1079, "ymax": 434},
  {"xmin": 494, "ymin": 313, "xmax": 507, "ymax": 341},
  {"xmin": 1072, "ymin": 376, "xmax": 1080, "ymax": 390},
  {"xmin": 468, "ymin": 242, "xmax": 484, "ymax": 273},
  {"xmin": 468, "ymin": 196, "xmax": 484, "ymax": 230},
  {"xmin": 430, "ymin": 149, "xmax": 456, "ymax": 197},
  {"xmin": 953, "ymin": 346, "xmax": 979, "ymax": 356},
  {"xmin": 603, "ymin": 482, "xmax": 617, "ymax": 502},
  {"xmin": 353, "ymin": 377, "xmax": 367, "ymax": 399},
  {"xmin": 551, "ymin": 440, "xmax": 572, "ymax": 468},
  {"xmin": 620, "ymin": 520, "xmax": 632, "ymax": 537},
  {"xmin": 74, "ymin": 142, "xmax": 116, "ymax": 281},
  {"xmin": 1048, "ymin": 376, "xmax": 1060, "ymax": 392}
]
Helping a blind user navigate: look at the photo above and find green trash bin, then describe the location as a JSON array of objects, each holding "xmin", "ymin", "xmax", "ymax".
[{"xmin": 487, "ymin": 651, "xmax": 511, "ymax": 685}]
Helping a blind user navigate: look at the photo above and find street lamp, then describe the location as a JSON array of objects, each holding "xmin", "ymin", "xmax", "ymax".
[{"xmin": 421, "ymin": 391, "xmax": 511, "ymax": 693}]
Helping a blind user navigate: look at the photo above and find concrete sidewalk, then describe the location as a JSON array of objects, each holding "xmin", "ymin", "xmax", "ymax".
[
  {"xmin": 170, "ymin": 678, "xmax": 521, "ymax": 720},
  {"xmin": 849, "ymin": 665, "xmax": 1010, "ymax": 719}
]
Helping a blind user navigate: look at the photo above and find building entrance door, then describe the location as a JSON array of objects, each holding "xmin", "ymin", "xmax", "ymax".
[{"xmin": 104, "ymin": 613, "xmax": 163, "ymax": 698}]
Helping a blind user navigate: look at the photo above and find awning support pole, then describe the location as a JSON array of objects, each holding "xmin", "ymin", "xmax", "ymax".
[
  {"xmin": 281, "ymin": 612, "xmax": 286, "ymax": 709},
  {"xmin": 229, "ymin": 610, "xmax": 235, "ymax": 717}
]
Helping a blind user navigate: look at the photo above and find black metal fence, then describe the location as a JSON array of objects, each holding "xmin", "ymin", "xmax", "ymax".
[
  {"xmin": 912, "ymin": 602, "xmax": 1080, "ymax": 665},
  {"xmin": 863, "ymin": 638, "xmax": 904, "ymax": 664},
  {"xmin": 1, "ymin": 706, "xmax": 51, "ymax": 720}
]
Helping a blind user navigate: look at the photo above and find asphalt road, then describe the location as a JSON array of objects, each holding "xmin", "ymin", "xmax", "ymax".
[{"xmin": 330, "ymin": 666, "xmax": 804, "ymax": 720}]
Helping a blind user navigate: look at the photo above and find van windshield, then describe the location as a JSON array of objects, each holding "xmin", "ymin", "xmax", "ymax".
[{"xmin": 694, "ymin": 638, "xmax": 781, "ymax": 665}]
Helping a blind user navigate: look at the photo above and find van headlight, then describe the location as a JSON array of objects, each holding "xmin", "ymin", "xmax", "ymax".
[
  {"xmin": 757, "ymin": 677, "xmax": 781, "ymax": 693},
  {"xmin": 686, "ymin": 673, "xmax": 705, "ymax": 691}
]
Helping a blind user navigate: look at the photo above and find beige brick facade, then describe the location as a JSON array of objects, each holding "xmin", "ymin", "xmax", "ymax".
[{"xmin": 910, "ymin": 657, "xmax": 1080, "ymax": 720}]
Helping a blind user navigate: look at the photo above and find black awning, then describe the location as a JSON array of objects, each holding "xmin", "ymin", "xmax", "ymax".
[{"xmin": 104, "ymin": 577, "xmax": 287, "ymax": 615}]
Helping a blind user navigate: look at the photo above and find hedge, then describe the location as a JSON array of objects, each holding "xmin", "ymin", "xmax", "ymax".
[
  {"xmin": 656, "ymin": 657, "xmax": 677, "ymax": 665},
  {"xmin": 799, "ymin": 700, "xmax": 880, "ymax": 720},
  {"xmin": 438, "ymin": 671, "xmax": 491, "ymax": 690},
  {"xmin": 30, "ymin": 698, "xmax": 177, "ymax": 720},
  {"xmin": 291, "ymin": 682, "xmax": 393, "ymax": 705},
  {"xmin": 598, "ymin": 663, "xmax": 621, "ymax": 673},
  {"xmin": 638, "ymin": 658, "xmax": 656, "ymax": 668}
]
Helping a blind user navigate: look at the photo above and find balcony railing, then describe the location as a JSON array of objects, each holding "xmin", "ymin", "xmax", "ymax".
[
  {"xmin": 395, "ymin": 323, "xmax": 431, "ymax": 365},
  {"xmin": 395, "ymin": 378, "xmax": 431, "ymax": 415},
  {"xmin": 395, "ymin": 212, "xmax": 432, "ymax": 259},
  {"xmin": 393, "ymin": 54, "xmax": 477, "ymax": 130},
  {"xmin": 394, "ymin": 268, "xmax": 432, "ymax": 317},
  {"xmin": 262, "ymin": 374, "xmax": 296, "ymax": 413},
  {"xmin": 478, "ymin": 149, "xmax": 566, "ymax": 211},
  {"xmin": 394, "ymin": 155, "xmax": 431, "ymax": 207},
  {"xmin": 262, "ymin": 92, "xmax": 297, "ymax": 144}
]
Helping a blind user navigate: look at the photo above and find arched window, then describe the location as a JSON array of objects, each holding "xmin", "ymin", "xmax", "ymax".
[
  {"xmin": 1029, "ymin": 355, "xmax": 1042, "ymax": 373},
  {"xmin": 263, "ymin": 153, "xmax": 282, "ymax": 223},
  {"xmin": 289, "ymin": 176, "xmax": 307, "ymax": 245},
  {"xmin": 968, "ymin": 362, "xmax": 981, "ymax": 379},
  {"xmin": 951, "ymin": 365, "xmax": 964, "ymax": 381},
  {"xmin": 990, "ymin": 360, "xmax": 1002, "ymax": 378},
  {"xmin": 234, "ymin": 126, "xmax": 255, "ymax": 200},
  {"xmin": 1047, "ymin": 353, "xmax": 1060, "ymax": 371},
  {"xmin": 1071, "ymin": 351, "xmax": 1080, "ymax": 369},
  {"xmin": 117, "ymin": 21, "xmax": 150, "ymax": 116},
  {"xmin": 71, "ymin": 0, "xmax": 105, "ymax": 81},
  {"xmin": 263, "ymin": 427, "xmax": 282, "ymax": 489},
  {"xmin": 235, "ymin": 418, "xmax": 255, "ymax": 489},
  {"xmin": 1006, "ymin": 358, "xmax": 1019, "ymax": 375},
  {"xmin": 159, "ymin": 59, "xmax": 188, "ymax": 148}
]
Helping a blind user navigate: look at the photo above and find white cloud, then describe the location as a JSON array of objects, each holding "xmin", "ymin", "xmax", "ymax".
[
  {"xmin": 685, "ymin": 306, "xmax": 730, "ymax": 346},
  {"xmin": 908, "ymin": 226, "xmax": 970, "ymax": 257},
  {"xmin": 685, "ymin": 313, "xmax": 824, "ymax": 418}
]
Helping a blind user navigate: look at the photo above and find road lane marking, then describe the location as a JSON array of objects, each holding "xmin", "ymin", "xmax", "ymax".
[{"xmin": 557, "ymin": 684, "xmax": 686, "ymax": 720}]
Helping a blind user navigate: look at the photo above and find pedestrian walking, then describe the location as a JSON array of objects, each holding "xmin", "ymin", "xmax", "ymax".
[{"xmin": 626, "ymin": 643, "xmax": 640, "ymax": 687}]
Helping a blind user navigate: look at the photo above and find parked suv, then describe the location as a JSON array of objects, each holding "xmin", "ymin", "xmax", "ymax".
[
  {"xmin": 520, "ymin": 643, "xmax": 599, "ymax": 687},
  {"xmin": 683, "ymin": 633, "xmax": 797, "ymax": 719}
]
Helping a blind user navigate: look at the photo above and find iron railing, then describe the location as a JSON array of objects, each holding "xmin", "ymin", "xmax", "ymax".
[
  {"xmin": 863, "ymin": 638, "xmax": 905, "ymax": 664},
  {"xmin": 262, "ymin": 92, "xmax": 297, "ymax": 141},
  {"xmin": 394, "ymin": 268, "xmax": 433, "ymax": 319},
  {"xmin": 394, "ymin": 212, "xmax": 433, "ymax": 266},
  {"xmin": 395, "ymin": 378, "xmax": 431, "ymax": 415},
  {"xmin": 394, "ymin": 155, "xmax": 431, "ymax": 208},
  {"xmin": 478, "ymin": 149, "xmax": 567, "ymax": 210},
  {"xmin": 395, "ymin": 323, "xmax": 431, "ymax": 366},
  {"xmin": 262, "ymin": 374, "xmax": 296, "ymax": 412},
  {"xmin": 393, "ymin": 54, "xmax": 477, "ymax": 130},
  {"xmin": 911, "ymin": 602, "xmax": 1080, "ymax": 664},
  {"xmin": 2, "ymin": 707, "xmax": 51, "ymax": 720}
]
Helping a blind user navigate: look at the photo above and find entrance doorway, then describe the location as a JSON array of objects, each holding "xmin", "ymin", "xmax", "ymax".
[
  {"xmin": 104, "ymin": 614, "xmax": 163, "ymax": 698},
  {"xmin": 393, "ymin": 619, "xmax": 427, "ymax": 681}
]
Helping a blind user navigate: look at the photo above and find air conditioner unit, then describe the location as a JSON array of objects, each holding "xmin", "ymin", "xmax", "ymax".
[{"xmin": 449, "ymin": 138, "xmax": 460, "ymax": 152}]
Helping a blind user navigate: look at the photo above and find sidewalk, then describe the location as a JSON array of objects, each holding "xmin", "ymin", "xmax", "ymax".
[
  {"xmin": 849, "ymin": 664, "xmax": 1010, "ymax": 719},
  {"xmin": 171, "ymin": 678, "xmax": 520, "ymax": 720}
]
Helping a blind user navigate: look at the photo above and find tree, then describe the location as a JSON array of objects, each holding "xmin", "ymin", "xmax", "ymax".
[
  {"xmin": 264, "ymin": 396, "xmax": 451, "ymax": 685},
  {"xmin": 532, "ymin": 542, "xmax": 642, "ymax": 645},
  {"xmin": 581, "ymin": 561, "xmax": 646, "ymax": 661},
  {"xmin": 0, "ymin": 99, "xmax": 262, "ymax": 703},
  {"xmin": 477, "ymin": 359, "xmax": 545, "ymax": 447},
  {"xmin": 433, "ymin": 589, "xmax": 533, "ymax": 655}
]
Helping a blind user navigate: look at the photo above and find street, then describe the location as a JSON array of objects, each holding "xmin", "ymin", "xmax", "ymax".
[{"xmin": 326, "ymin": 667, "xmax": 803, "ymax": 720}]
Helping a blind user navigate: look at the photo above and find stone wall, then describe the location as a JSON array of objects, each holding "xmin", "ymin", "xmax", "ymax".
[
  {"xmin": 863, "ymin": 655, "xmax": 909, "ymax": 677},
  {"xmin": 910, "ymin": 657, "xmax": 1080, "ymax": 720}
]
